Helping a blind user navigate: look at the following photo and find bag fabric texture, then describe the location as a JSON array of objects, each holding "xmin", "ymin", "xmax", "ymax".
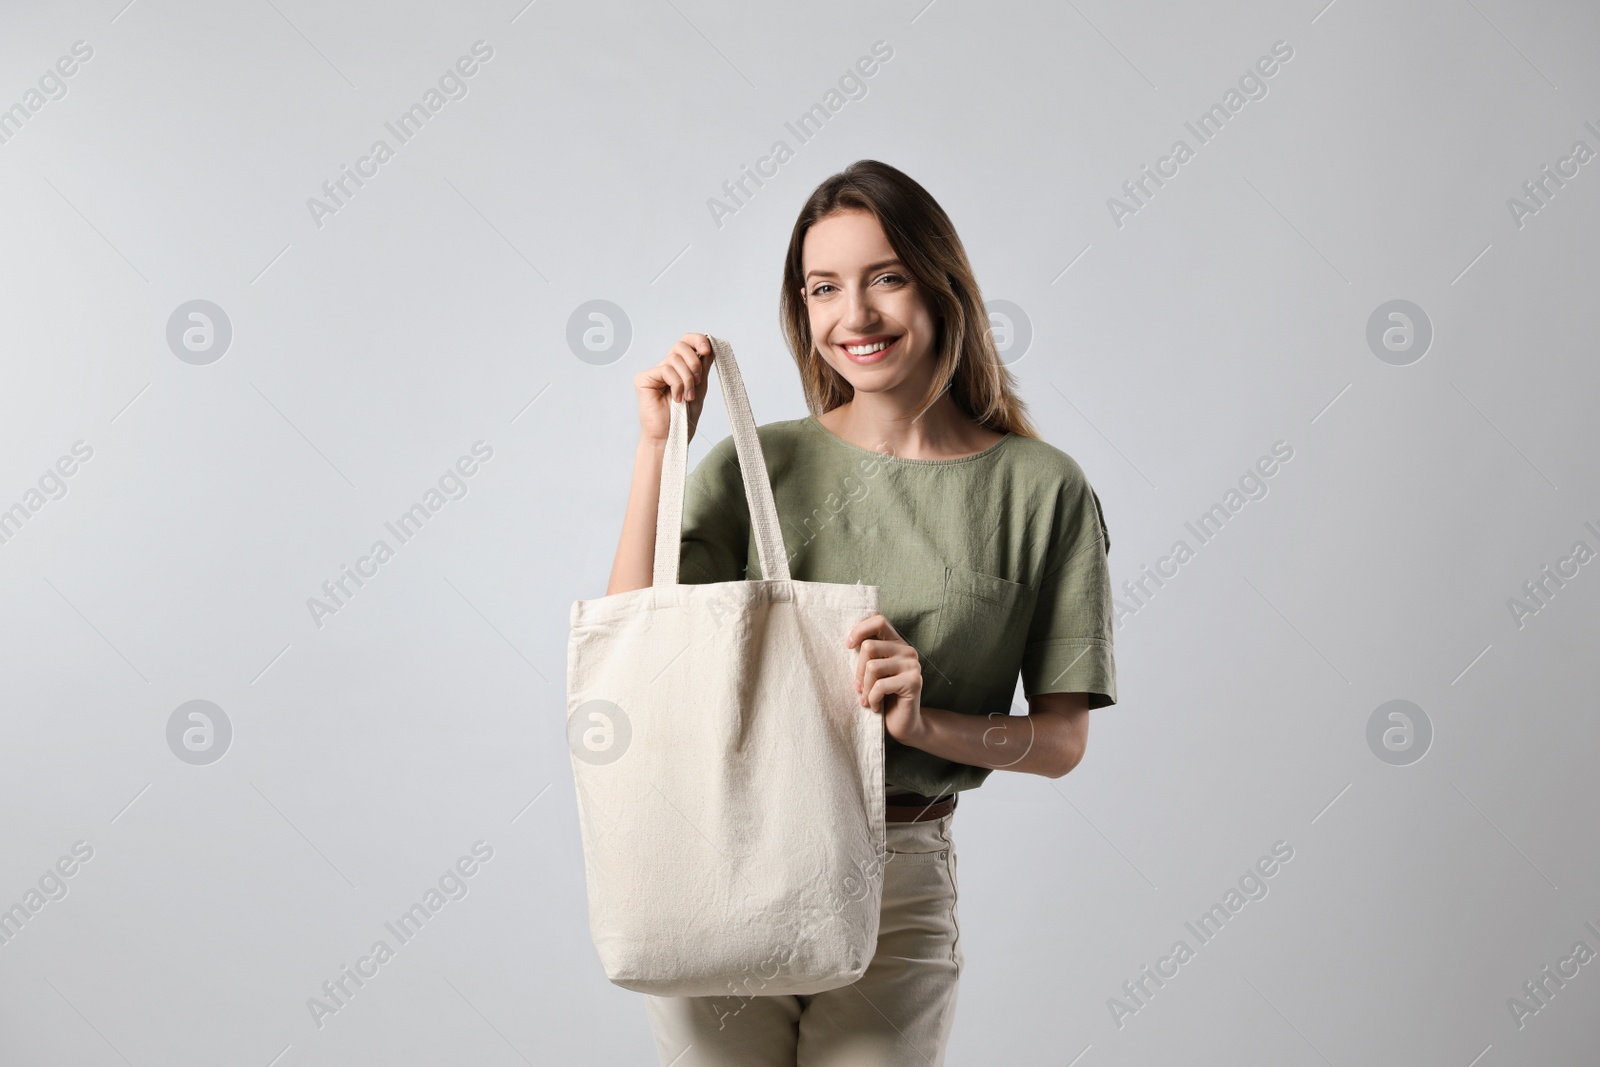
[{"xmin": 566, "ymin": 334, "xmax": 887, "ymax": 997}]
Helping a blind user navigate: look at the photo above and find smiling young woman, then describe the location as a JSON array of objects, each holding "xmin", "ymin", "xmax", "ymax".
[{"xmin": 611, "ymin": 159, "xmax": 1118, "ymax": 1066}]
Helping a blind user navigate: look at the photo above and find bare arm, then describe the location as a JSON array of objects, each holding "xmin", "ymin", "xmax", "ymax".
[
  {"xmin": 906, "ymin": 693, "xmax": 1090, "ymax": 779},
  {"xmin": 847, "ymin": 614, "xmax": 1093, "ymax": 778},
  {"xmin": 605, "ymin": 438, "xmax": 668, "ymax": 595},
  {"xmin": 604, "ymin": 332, "xmax": 716, "ymax": 597}
]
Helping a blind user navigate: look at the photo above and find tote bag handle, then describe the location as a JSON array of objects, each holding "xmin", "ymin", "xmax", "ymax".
[{"xmin": 653, "ymin": 334, "xmax": 790, "ymax": 587}]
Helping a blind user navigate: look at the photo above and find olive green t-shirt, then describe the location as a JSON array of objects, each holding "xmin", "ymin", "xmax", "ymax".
[{"xmin": 678, "ymin": 415, "xmax": 1117, "ymax": 797}]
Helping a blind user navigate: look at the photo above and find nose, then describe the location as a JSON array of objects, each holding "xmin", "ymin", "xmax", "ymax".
[{"xmin": 840, "ymin": 284, "xmax": 877, "ymax": 335}]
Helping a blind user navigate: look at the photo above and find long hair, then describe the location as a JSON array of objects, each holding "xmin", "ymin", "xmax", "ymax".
[{"xmin": 779, "ymin": 159, "xmax": 1040, "ymax": 439}]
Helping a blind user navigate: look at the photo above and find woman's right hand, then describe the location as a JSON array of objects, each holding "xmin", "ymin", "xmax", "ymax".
[{"xmin": 635, "ymin": 333, "xmax": 715, "ymax": 444}]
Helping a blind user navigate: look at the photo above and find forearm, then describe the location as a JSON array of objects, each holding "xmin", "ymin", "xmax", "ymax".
[
  {"xmin": 605, "ymin": 437, "xmax": 668, "ymax": 596},
  {"xmin": 904, "ymin": 704, "xmax": 1084, "ymax": 779}
]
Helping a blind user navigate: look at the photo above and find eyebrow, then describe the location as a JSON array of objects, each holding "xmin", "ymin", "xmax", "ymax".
[{"xmin": 804, "ymin": 259, "xmax": 905, "ymax": 282}]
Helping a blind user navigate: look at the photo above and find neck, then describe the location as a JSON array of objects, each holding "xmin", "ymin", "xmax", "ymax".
[{"xmin": 821, "ymin": 392, "xmax": 996, "ymax": 460}]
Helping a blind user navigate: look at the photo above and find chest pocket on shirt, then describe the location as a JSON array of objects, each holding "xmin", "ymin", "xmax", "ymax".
[{"xmin": 922, "ymin": 563, "xmax": 1033, "ymax": 715}]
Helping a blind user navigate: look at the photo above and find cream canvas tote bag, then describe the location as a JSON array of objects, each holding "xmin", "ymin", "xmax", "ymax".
[{"xmin": 566, "ymin": 335, "xmax": 887, "ymax": 998}]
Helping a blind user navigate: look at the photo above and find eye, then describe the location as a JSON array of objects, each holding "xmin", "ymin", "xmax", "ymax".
[
  {"xmin": 874, "ymin": 273, "xmax": 906, "ymax": 286},
  {"xmin": 810, "ymin": 282, "xmax": 836, "ymax": 296}
]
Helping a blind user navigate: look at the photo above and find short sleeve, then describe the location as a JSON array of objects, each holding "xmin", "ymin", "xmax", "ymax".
[
  {"xmin": 677, "ymin": 434, "xmax": 750, "ymax": 584},
  {"xmin": 1020, "ymin": 477, "xmax": 1117, "ymax": 708}
]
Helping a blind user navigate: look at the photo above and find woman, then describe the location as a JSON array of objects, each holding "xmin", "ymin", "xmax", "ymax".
[{"xmin": 606, "ymin": 159, "xmax": 1117, "ymax": 1066}]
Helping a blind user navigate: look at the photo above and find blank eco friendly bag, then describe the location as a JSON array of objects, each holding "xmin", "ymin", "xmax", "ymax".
[{"xmin": 565, "ymin": 334, "xmax": 887, "ymax": 998}]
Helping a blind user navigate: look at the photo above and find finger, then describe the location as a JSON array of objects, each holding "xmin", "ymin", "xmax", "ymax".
[
  {"xmin": 667, "ymin": 343, "xmax": 699, "ymax": 381},
  {"xmin": 669, "ymin": 352, "xmax": 702, "ymax": 402},
  {"xmin": 864, "ymin": 646, "xmax": 915, "ymax": 697},
  {"xmin": 858, "ymin": 655, "xmax": 877, "ymax": 704},
  {"xmin": 853, "ymin": 636, "xmax": 881, "ymax": 694},
  {"xmin": 860, "ymin": 635, "xmax": 910, "ymax": 694},
  {"xmin": 692, "ymin": 350, "xmax": 713, "ymax": 394},
  {"xmin": 677, "ymin": 339, "xmax": 709, "ymax": 370},
  {"xmin": 864, "ymin": 673, "xmax": 903, "ymax": 714},
  {"xmin": 677, "ymin": 353, "xmax": 704, "ymax": 401},
  {"xmin": 668, "ymin": 356, "xmax": 690, "ymax": 401},
  {"xmin": 855, "ymin": 633, "xmax": 907, "ymax": 691},
  {"xmin": 867, "ymin": 649, "xmax": 918, "ymax": 702},
  {"xmin": 660, "ymin": 364, "xmax": 686, "ymax": 402},
  {"xmin": 845, "ymin": 613, "xmax": 886, "ymax": 649},
  {"xmin": 860, "ymin": 653, "xmax": 911, "ymax": 709}
]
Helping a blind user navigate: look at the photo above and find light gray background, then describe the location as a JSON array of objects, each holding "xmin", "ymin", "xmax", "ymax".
[{"xmin": 2, "ymin": 0, "xmax": 1597, "ymax": 1064}]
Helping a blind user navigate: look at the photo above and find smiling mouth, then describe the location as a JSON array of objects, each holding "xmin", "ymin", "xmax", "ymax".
[{"xmin": 839, "ymin": 336, "xmax": 900, "ymax": 363}]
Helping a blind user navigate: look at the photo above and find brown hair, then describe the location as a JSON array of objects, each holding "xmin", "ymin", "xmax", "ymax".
[{"xmin": 779, "ymin": 159, "xmax": 1040, "ymax": 439}]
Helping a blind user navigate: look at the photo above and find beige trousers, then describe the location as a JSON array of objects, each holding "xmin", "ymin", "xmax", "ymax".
[{"xmin": 644, "ymin": 814, "xmax": 963, "ymax": 1067}]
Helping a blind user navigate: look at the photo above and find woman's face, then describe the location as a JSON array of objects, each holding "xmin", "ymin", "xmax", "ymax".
[{"xmin": 800, "ymin": 208, "xmax": 939, "ymax": 400}]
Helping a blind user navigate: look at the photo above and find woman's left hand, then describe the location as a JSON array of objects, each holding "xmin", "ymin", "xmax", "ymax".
[{"xmin": 845, "ymin": 614, "xmax": 925, "ymax": 744}]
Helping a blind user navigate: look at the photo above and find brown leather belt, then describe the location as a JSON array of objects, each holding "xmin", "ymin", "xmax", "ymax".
[{"xmin": 884, "ymin": 791, "xmax": 958, "ymax": 822}]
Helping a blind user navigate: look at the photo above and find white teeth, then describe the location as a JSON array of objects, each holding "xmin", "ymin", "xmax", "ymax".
[{"xmin": 844, "ymin": 340, "xmax": 891, "ymax": 355}]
